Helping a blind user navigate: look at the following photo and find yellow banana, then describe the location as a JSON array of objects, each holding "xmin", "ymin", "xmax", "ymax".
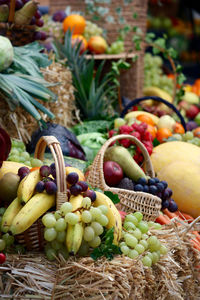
[
  {"xmin": 69, "ymin": 194, "xmax": 83, "ymax": 211},
  {"xmin": 66, "ymin": 220, "xmax": 84, "ymax": 255},
  {"xmin": 17, "ymin": 169, "xmax": 41, "ymax": 204},
  {"xmin": 0, "ymin": 161, "xmax": 29, "ymax": 180},
  {"xmin": 143, "ymin": 86, "xmax": 173, "ymax": 103},
  {"xmin": 93, "ymin": 191, "xmax": 122, "ymax": 245},
  {"xmin": 1, "ymin": 197, "xmax": 22, "ymax": 233},
  {"xmin": 10, "ymin": 192, "xmax": 55, "ymax": 235}
]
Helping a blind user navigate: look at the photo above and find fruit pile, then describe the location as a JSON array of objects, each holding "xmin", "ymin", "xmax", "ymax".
[
  {"xmin": 0, "ymin": 0, "xmax": 47, "ymax": 41},
  {"xmin": 120, "ymin": 211, "xmax": 168, "ymax": 266}
]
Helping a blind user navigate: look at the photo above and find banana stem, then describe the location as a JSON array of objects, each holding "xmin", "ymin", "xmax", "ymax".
[{"xmin": 8, "ymin": 0, "xmax": 16, "ymax": 23}]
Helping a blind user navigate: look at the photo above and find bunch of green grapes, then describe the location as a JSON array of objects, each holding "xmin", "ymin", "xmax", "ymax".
[
  {"xmin": 83, "ymin": 20, "xmax": 103, "ymax": 41},
  {"xmin": 0, "ymin": 208, "xmax": 15, "ymax": 253},
  {"xmin": 120, "ymin": 212, "xmax": 168, "ymax": 267},
  {"xmin": 106, "ymin": 40, "xmax": 125, "ymax": 54},
  {"xmin": 8, "ymin": 139, "xmax": 43, "ymax": 168},
  {"xmin": 167, "ymin": 131, "xmax": 200, "ymax": 146},
  {"xmin": 144, "ymin": 53, "xmax": 174, "ymax": 96}
]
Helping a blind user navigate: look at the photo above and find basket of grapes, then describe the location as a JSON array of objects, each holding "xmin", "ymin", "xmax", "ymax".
[
  {"xmin": 87, "ymin": 134, "xmax": 162, "ymax": 222},
  {"xmin": 0, "ymin": 0, "xmax": 46, "ymax": 46}
]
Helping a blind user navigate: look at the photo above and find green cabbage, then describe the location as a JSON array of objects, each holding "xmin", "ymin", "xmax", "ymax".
[{"xmin": 0, "ymin": 36, "xmax": 14, "ymax": 72}]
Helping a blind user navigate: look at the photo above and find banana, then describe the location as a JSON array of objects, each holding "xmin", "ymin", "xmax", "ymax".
[
  {"xmin": 0, "ymin": 161, "xmax": 29, "ymax": 180},
  {"xmin": 1, "ymin": 197, "xmax": 22, "ymax": 233},
  {"xmin": 17, "ymin": 169, "xmax": 41, "ymax": 204},
  {"xmin": 93, "ymin": 191, "xmax": 122, "ymax": 245},
  {"xmin": 124, "ymin": 111, "xmax": 160, "ymax": 125},
  {"xmin": 69, "ymin": 194, "xmax": 83, "ymax": 211},
  {"xmin": 66, "ymin": 220, "xmax": 84, "ymax": 255},
  {"xmin": 10, "ymin": 192, "xmax": 55, "ymax": 235},
  {"xmin": 143, "ymin": 86, "xmax": 173, "ymax": 103}
]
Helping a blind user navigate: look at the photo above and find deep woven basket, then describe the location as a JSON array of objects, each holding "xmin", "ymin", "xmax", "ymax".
[
  {"xmin": 87, "ymin": 134, "xmax": 162, "ymax": 221},
  {"xmin": 16, "ymin": 135, "xmax": 68, "ymax": 251},
  {"xmin": 0, "ymin": 0, "xmax": 36, "ymax": 46}
]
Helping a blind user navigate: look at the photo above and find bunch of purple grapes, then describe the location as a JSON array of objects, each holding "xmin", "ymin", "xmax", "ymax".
[
  {"xmin": 34, "ymin": 164, "xmax": 57, "ymax": 195},
  {"xmin": 18, "ymin": 166, "xmax": 30, "ymax": 180}
]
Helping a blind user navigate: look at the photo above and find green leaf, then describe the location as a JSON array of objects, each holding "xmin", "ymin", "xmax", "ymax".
[{"xmin": 104, "ymin": 191, "xmax": 120, "ymax": 204}]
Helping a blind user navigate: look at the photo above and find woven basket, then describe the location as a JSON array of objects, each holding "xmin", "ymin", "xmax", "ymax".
[
  {"xmin": 0, "ymin": 0, "xmax": 36, "ymax": 46},
  {"xmin": 87, "ymin": 134, "xmax": 162, "ymax": 221},
  {"xmin": 16, "ymin": 135, "xmax": 68, "ymax": 251}
]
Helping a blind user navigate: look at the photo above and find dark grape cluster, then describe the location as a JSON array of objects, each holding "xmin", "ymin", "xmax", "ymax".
[
  {"xmin": 18, "ymin": 166, "xmax": 30, "ymax": 181},
  {"xmin": 35, "ymin": 164, "xmax": 57, "ymax": 195},
  {"xmin": 117, "ymin": 176, "xmax": 178, "ymax": 212}
]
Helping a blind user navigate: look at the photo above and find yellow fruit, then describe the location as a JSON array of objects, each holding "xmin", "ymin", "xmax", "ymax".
[
  {"xmin": 124, "ymin": 111, "xmax": 160, "ymax": 125},
  {"xmin": 63, "ymin": 14, "xmax": 86, "ymax": 34},
  {"xmin": 151, "ymin": 141, "xmax": 200, "ymax": 218},
  {"xmin": 0, "ymin": 161, "xmax": 29, "ymax": 180},
  {"xmin": 143, "ymin": 86, "xmax": 173, "ymax": 103},
  {"xmin": 66, "ymin": 166, "xmax": 85, "ymax": 182}
]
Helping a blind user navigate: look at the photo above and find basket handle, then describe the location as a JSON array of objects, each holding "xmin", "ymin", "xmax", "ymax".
[
  {"xmin": 120, "ymin": 96, "xmax": 187, "ymax": 131},
  {"xmin": 34, "ymin": 135, "xmax": 68, "ymax": 209},
  {"xmin": 8, "ymin": 0, "xmax": 16, "ymax": 23},
  {"xmin": 100, "ymin": 134, "xmax": 155, "ymax": 178}
]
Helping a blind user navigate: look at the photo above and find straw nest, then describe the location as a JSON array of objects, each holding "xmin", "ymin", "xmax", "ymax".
[
  {"xmin": 0, "ymin": 220, "xmax": 199, "ymax": 300},
  {"xmin": 0, "ymin": 60, "xmax": 77, "ymax": 144}
]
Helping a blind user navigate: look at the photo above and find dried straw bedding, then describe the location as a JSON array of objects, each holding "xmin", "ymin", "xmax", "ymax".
[{"xmin": 0, "ymin": 222, "xmax": 199, "ymax": 300}]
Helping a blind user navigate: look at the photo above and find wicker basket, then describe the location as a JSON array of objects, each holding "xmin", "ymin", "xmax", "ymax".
[
  {"xmin": 87, "ymin": 134, "xmax": 162, "ymax": 221},
  {"xmin": 16, "ymin": 135, "xmax": 68, "ymax": 251},
  {"xmin": 0, "ymin": 0, "xmax": 36, "ymax": 46}
]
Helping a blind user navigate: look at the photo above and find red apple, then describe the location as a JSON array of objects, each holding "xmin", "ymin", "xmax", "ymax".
[
  {"xmin": 103, "ymin": 161, "xmax": 123, "ymax": 186},
  {"xmin": 88, "ymin": 36, "xmax": 107, "ymax": 54},
  {"xmin": 186, "ymin": 104, "xmax": 199, "ymax": 119}
]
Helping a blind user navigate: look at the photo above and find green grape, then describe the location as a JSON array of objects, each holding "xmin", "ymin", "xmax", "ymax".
[
  {"xmin": 2, "ymin": 233, "xmax": 14, "ymax": 246},
  {"xmin": 147, "ymin": 236, "xmax": 158, "ymax": 246},
  {"xmin": 10, "ymin": 148, "xmax": 19, "ymax": 156},
  {"xmin": 124, "ymin": 233, "xmax": 138, "ymax": 248},
  {"xmin": 0, "ymin": 239, "xmax": 6, "ymax": 251},
  {"xmin": 24, "ymin": 161, "xmax": 32, "ymax": 167},
  {"xmin": 184, "ymin": 131, "xmax": 194, "ymax": 141},
  {"xmin": 30, "ymin": 158, "xmax": 43, "ymax": 167},
  {"xmin": 9, "ymin": 155, "xmax": 20, "ymax": 162},
  {"xmin": 123, "ymin": 221, "xmax": 136, "ymax": 231},
  {"xmin": 91, "ymin": 221, "xmax": 103, "ymax": 236},
  {"xmin": 42, "ymin": 214, "xmax": 56, "ymax": 228},
  {"xmin": 89, "ymin": 235, "xmax": 101, "ymax": 248},
  {"xmin": 120, "ymin": 245, "xmax": 130, "ymax": 255},
  {"xmin": 137, "ymin": 221, "xmax": 149, "ymax": 234},
  {"xmin": 0, "ymin": 207, "xmax": 6, "ymax": 216},
  {"xmin": 82, "ymin": 197, "xmax": 91, "ymax": 209},
  {"xmin": 46, "ymin": 248, "xmax": 57, "ymax": 261},
  {"xmin": 132, "ymin": 228, "xmax": 142, "ymax": 240},
  {"xmin": 148, "ymin": 221, "xmax": 155, "ymax": 228},
  {"xmin": 18, "ymin": 140, "xmax": 26, "ymax": 149},
  {"xmin": 44, "ymin": 242, "xmax": 51, "ymax": 252},
  {"xmin": 19, "ymin": 156, "xmax": 26, "ymax": 163},
  {"xmin": 54, "ymin": 218, "xmax": 67, "ymax": 232},
  {"xmin": 60, "ymin": 202, "xmax": 73, "ymax": 216},
  {"xmin": 114, "ymin": 118, "xmax": 126, "ymax": 129},
  {"xmin": 84, "ymin": 226, "xmax": 95, "ymax": 242},
  {"xmin": 149, "ymin": 240, "xmax": 161, "ymax": 252},
  {"xmin": 96, "ymin": 214, "xmax": 108, "ymax": 226},
  {"xmin": 134, "ymin": 244, "xmax": 145, "ymax": 254},
  {"xmin": 81, "ymin": 210, "xmax": 92, "ymax": 223},
  {"xmin": 139, "ymin": 239, "xmax": 148, "ymax": 250},
  {"xmin": 142, "ymin": 255, "xmax": 152, "ymax": 267},
  {"xmin": 151, "ymin": 251, "xmax": 160, "ymax": 264},
  {"xmin": 152, "ymin": 223, "xmax": 162, "ymax": 230},
  {"xmin": 132, "ymin": 212, "xmax": 143, "ymax": 222},
  {"xmin": 77, "ymin": 240, "xmax": 90, "ymax": 257},
  {"xmin": 21, "ymin": 152, "xmax": 30, "ymax": 160},
  {"xmin": 146, "ymin": 251, "xmax": 153, "ymax": 260},
  {"xmin": 65, "ymin": 213, "xmax": 79, "ymax": 225},
  {"xmin": 128, "ymin": 249, "xmax": 139, "ymax": 259},
  {"xmin": 44, "ymin": 228, "xmax": 57, "ymax": 242},
  {"xmin": 54, "ymin": 210, "xmax": 62, "ymax": 220},
  {"xmin": 90, "ymin": 207, "xmax": 102, "ymax": 220},
  {"xmin": 56, "ymin": 231, "xmax": 66, "ymax": 243},
  {"xmin": 141, "ymin": 233, "xmax": 149, "ymax": 240},
  {"xmin": 51, "ymin": 240, "xmax": 62, "ymax": 251},
  {"xmin": 160, "ymin": 244, "xmax": 168, "ymax": 255},
  {"xmin": 98, "ymin": 205, "xmax": 108, "ymax": 215},
  {"xmin": 58, "ymin": 246, "xmax": 69, "ymax": 260},
  {"xmin": 119, "ymin": 241, "xmax": 126, "ymax": 247},
  {"xmin": 125, "ymin": 214, "xmax": 138, "ymax": 226},
  {"xmin": 172, "ymin": 134, "xmax": 182, "ymax": 141}
]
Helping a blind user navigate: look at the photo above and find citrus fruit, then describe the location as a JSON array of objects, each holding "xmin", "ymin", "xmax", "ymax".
[
  {"xmin": 72, "ymin": 35, "xmax": 88, "ymax": 53},
  {"xmin": 193, "ymin": 127, "xmax": 200, "ymax": 138},
  {"xmin": 63, "ymin": 14, "xmax": 86, "ymax": 34},
  {"xmin": 147, "ymin": 124, "xmax": 157, "ymax": 139},
  {"xmin": 136, "ymin": 114, "xmax": 155, "ymax": 126},
  {"xmin": 156, "ymin": 128, "xmax": 172, "ymax": 143},
  {"xmin": 173, "ymin": 122, "xmax": 185, "ymax": 134}
]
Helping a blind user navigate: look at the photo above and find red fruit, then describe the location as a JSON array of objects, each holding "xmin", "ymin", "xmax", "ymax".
[
  {"xmin": 108, "ymin": 129, "xmax": 117, "ymax": 138},
  {"xmin": 0, "ymin": 253, "xmax": 6, "ymax": 264},
  {"xmin": 130, "ymin": 131, "xmax": 141, "ymax": 141},
  {"xmin": 119, "ymin": 138, "xmax": 131, "ymax": 148},
  {"xmin": 119, "ymin": 125, "xmax": 132, "ymax": 134},
  {"xmin": 118, "ymin": 210, "xmax": 127, "ymax": 221},
  {"xmin": 131, "ymin": 123, "xmax": 140, "ymax": 131},
  {"xmin": 137, "ymin": 123, "xmax": 148, "ymax": 135},
  {"xmin": 143, "ymin": 131, "xmax": 153, "ymax": 142},
  {"xmin": 103, "ymin": 161, "xmax": 123, "ymax": 186},
  {"xmin": 131, "ymin": 106, "xmax": 139, "ymax": 111},
  {"xmin": 133, "ymin": 152, "xmax": 143, "ymax": 164},
  {"xmin": 186, "ymin": 105, "xmax": 199, "ymax": 119}
]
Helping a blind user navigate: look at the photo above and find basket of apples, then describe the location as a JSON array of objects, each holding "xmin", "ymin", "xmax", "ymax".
[{"xmin": 0, "ymin": 0, "xmax": 47, "ymax": 46}]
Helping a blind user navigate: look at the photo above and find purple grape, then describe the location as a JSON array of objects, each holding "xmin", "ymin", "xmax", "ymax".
[
  {"xmin": 162, "ymin": 187, "xmax": 172, "ymax": 200},
  {"xmin": 52, "ymin": 10, "xmax": 66, "ymax": 22},
  {"xmin": 70, "ymin": 184, "xmax": 82, "ymax": 196},
  {"xmin": 33, "ymin": 31, "xmax": 42, "ymax": 41},
  {"xmin": 156, "ymin": 182, "xmax": 165, "ymax": 192},
  {"xmin": 148, "ymin": 178, "xmax": 156, "ymax": 185},
  {"xmin": 30, "ymin": 16, "xmax": 36, "ymax": 25},
  {"xmin": 83, "ymin": 190, "xmax": 96, "ymax": 202},
  {"xmin": 15, "ymin": 0, "xmax": 23, "ymax": 9},
  {"xmin": 18, "ymin": 166, "xmax": 30, "ymax": 177},
  {"xmin": 67, "ymin": 172, "xmax": 79, "ymax": 185},
  {"xmin": 162, "ymin": 200, "xmax": 169, "ymax": 209},
  {"xmin": 45, "ymin": 181, "xmax": 57, "ymax": 195},
  {"xmin": 77, "ymin": 181, "xmax": 88, "ymax": 192},
  {"xmin": 168, "ymin": 199, "xmax": 178, "ymax": 212},
  {"xmin": 67, "ymin": 189, "xmax": 71, "ymax": 199},
  {"xmin": 186, "ymin": 121, "xmax": 198, "ymax": 131},
  {"xmin": 143, "ymin": 185, "xmax": 149, "ymax": 193},
  {"xmin": 36, "ymin": 18, "xmax": 44, "ymax": 27},
  {"xmin": 44, "ymin": 42, "xmax": 53, "ymax": 52},
  {"xmin": 149, "ymin": 185, "xmax": 158, "ymax": 195},
  {"xmin": 157, "ymin": 192, "xmax": 162, "ymax": 199},
  {"xmin": 152, "ymin": 177, "xmax": 159, "ymax": 183},
  {"xmin": 40, "ymin": 165, "xmax": 51, "ymax": 177},
  {"xmin": 35, "ymin": 10, "xmax": 41, "ymax": 19},
  {"xmin": 137, "ymin": 177, "xmax": 147, "ymax": 185},
  {"xmin": 40, "ymin": 31, "xmax": 47, "ymax": 41},
  {"xmin": 160, "ymin": 180, "xmax": 168, "ymax": 189},
  {"xmin": 50, "ymin": 163, "xmax": 56, "ymax": 178},
  {"xmin": 35, "ymin": 181, "xmax": 45, "ymax": 193},
  {"xmin": 134, "ymin": 184, "xmax": 144, "ymax": 192}
]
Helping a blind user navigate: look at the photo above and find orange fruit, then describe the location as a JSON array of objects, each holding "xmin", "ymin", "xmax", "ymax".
[
  {"xmin": 156, "ymin": 128, "xmax": 172, "ymax": 143},
  {"xmin": 71, "ymin": 34, "xmax": 88, "ymax": 53},
  {"xmin": 173, "ymin": 122, "xmax": 185, "ymax": 134},
  {"xmin": 147, "ymin": 124, "xmax": 157, "ymax": 139},
  {"xmin": 63, "ymin": 14, "xmax": 86, "ymax": 34},
  {"xmin": 193, "ymin": 127, "xmax": 200, "ymax": 138},
  {"xmin": 136, "ymin": 114, "xmax": 155, "ymax": 126}
]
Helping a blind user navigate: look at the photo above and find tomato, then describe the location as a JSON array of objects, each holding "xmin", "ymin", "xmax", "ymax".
[
  {"xmin": 156, "ymin": 128, "xmax": 172, "ymax": 143},
  {"xmin": 136, "ymin": 114, "xmax": 155, "ymax": 126},
  {"xmin": 173, "ymin": 122, "xmax": 185, "ymax": 134}
]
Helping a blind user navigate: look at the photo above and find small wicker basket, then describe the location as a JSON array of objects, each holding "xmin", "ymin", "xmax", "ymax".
[
  {"xmin": 0, "ymin": 0, "xmax": 36, "ymax": 46},
  {"xmin": 87, "ymin": 134, "xmax": 162, "ymax": 221},
  {"xmin": 16, "ymin": 135, "xmax": 68, "ymax": 251}
]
